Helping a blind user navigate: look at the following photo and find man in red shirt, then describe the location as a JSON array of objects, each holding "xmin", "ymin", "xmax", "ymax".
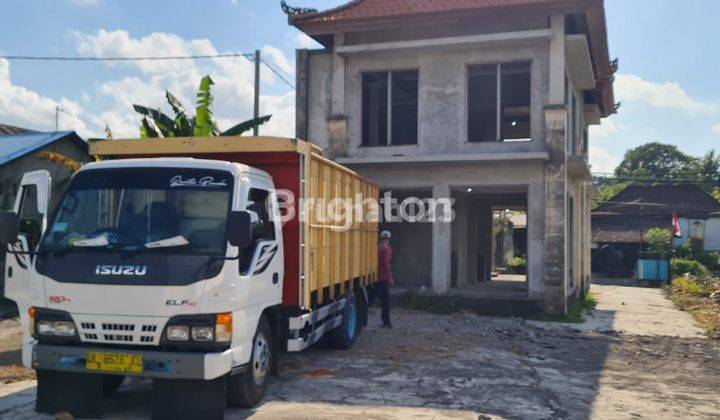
[{"xmin": 376, "ymin": 230, "xmax": 393, "ymax": 328}]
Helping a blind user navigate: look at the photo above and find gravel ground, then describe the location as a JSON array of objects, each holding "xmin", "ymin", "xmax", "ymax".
[{"xmin": 0, "ymin": 282, "xmax": 718, "ymax": 419}]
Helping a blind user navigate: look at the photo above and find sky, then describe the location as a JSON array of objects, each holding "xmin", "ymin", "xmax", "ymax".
[{"xmin": 0, "ymin": 0, "xmax": 718, "ymax": 174}]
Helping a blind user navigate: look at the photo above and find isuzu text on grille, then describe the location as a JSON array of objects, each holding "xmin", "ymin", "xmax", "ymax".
[{"xmin": 95, "ymin": 265, "xmax": 148, "ymax": 276}]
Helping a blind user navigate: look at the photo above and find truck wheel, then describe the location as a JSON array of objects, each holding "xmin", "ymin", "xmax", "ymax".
[
  {"xmin": 227, "ymin": 315, "xmax": 272, "ymax": 407},
  {"xmin": 102, "ymin": 374, "xmax": 125, "ymax": 397},
  {"xmin": 331, "ymin": 292, "xmax": 358, "ymax": 350}
]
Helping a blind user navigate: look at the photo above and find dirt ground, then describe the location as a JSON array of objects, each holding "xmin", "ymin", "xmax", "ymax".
[{"xmin": 0, "ymin": 281, "xmax": 719, "ymax": 419}]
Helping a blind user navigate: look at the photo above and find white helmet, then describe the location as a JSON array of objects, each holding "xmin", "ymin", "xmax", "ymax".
[{"xmin": 380, "ymin": 230, "xmax": 392, "ymax": 239}]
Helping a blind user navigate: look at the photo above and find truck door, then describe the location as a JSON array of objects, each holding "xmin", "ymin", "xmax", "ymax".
[
  {"xmin": 241, "ymin": 187, "xmax": 283, "ymax": 306},
  {"xmin": 5, "ymin": 170, "xmax": 51, "ymax": 319}
]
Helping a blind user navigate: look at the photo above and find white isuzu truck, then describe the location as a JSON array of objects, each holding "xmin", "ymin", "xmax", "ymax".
[{"xmin": 0, "ymin": 136, "xmax": 379, "ymax": 418}]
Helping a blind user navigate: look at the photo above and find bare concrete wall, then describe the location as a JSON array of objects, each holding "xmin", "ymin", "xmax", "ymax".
[
  {"xmin": 343, "ymin": 42, "xmax": 550, "ymax": 159},
  {"xmin": 379, "ymin": 189, "xmax": 433, "ymax": 289}
]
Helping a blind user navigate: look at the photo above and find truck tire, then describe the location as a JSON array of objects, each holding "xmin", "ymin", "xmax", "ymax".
[
  {"xmin": 227, "ymin": 315, "xmax": 272, "ymax": 407},
  {"xmin": 331, "ymin": 292, "xmax": 358, "ymax": 350},
  {"xmin": 102, "ymin": 374, "xmax": 125, "ymax": 397},
  {"xmin": 36, "ymin": 369, "xmax": 103, "ymax": 417}
]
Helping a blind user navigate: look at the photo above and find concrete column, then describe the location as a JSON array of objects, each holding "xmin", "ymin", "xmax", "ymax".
[
  {"xmin": 549, "ymin": 15, "xmax": 566, "ymax": 105},
  {"xmin": 453, "ymin": 192, "xmax": 470, "ymax": 286},
  {"xmin": 431, "ymin": 183, "xmax": 452, "ymax": 294},
  {"xmin": 467, "ymin": 203, "xmax": 479, "ymax": 284},
  {"xmin": 527, "ymin": 182, "xmax": 545, "ymax": 299},
  {"xmin": 330, "ymin": 33, "xmax": 345, "ymax": 116},
  {"xmin": 543, "ymin": 106, "xmax": 568, "ymax": 314},
  {"xmin": 327, "ymin": 33, "xmax": 348, "ymax": 158},
  {"xmin": 476, "ymin": 199, "xmax": 492, "ymax": 282}
]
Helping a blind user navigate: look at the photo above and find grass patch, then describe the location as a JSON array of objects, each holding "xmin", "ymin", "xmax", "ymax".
[
  {"xmin": 529, "ymin": 292, "xmax": 598, "ymax": 323},
  {"xmin": 665, "ymin": 276, "xmax": 720, "ymax": 339}
]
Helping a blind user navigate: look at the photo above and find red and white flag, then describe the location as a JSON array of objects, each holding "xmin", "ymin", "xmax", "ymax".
[{"xmin": 672, "ymin": 212, "xmax": 682, "ymax": 238}]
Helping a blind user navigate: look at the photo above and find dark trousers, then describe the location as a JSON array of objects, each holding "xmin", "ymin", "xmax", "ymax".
[{"xmin": 375, "ymin": 282, "xmax": 391, "ymax": 326}]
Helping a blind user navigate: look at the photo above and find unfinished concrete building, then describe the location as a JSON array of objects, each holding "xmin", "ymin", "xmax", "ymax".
[{"xmin": 287, "ymin": 0, "xmax": 616, "ymax": 314}]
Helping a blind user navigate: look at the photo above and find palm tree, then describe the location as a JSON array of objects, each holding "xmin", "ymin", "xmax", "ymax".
[{"xmin": 133, "ymin": 75, "xmax": 271, "ymax": 138}]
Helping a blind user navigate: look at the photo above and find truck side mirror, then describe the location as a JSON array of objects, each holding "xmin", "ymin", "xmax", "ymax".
[
  {"xmin": 0, "ymin": 212, "xmax": 19, "ymax": 245},
  {"xmin": 227, "ymin": 211, "xmax": 252, "ymax": 248}
]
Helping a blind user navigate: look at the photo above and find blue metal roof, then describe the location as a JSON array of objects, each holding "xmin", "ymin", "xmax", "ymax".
[{"xmin": 0, "ymin": 131, "xmax": 87, "ymax": 166}]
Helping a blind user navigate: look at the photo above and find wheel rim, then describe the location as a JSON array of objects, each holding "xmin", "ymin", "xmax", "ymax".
[
  {"xmin": 252, "ymin": 332, "xmax": 270, "ymax": 386},
  {"xmin": 347, "ymin": 300, "xmax": 356, "ymax": 339}
]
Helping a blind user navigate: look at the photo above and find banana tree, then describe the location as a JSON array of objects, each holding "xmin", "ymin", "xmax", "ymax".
[{"xmin": 133, "ymin": 75, "xmax": 271, "ymax": 138}]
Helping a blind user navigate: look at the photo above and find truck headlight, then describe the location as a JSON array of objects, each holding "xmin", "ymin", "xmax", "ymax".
[
  {"xmin": 166, "ymin": 325, "xmax": 190, "ymax": 341},
  {"xmin": 37, "ymin": 320, "xmax": 77, "ymax": 337},
  {"xmin": 191, "ymin": 326, "xmax": 214, "ymax": 342}
]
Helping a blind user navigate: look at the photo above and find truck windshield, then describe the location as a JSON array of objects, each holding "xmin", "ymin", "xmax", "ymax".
[{"xmin": 40, "ymin": 167, "xmax": 234, "ymax": 255}]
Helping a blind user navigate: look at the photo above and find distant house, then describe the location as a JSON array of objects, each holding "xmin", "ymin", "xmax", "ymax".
[
  {"xmin": 591, "ymin": 184, "xmax": 720, "ymax": 276},
  {"xmin": 0, "ymin": 126, "xmax": 89, "ymax": 210},
  {"xmin": 0, "ymin": 126, "xmax": 90, "ymax": 294}
]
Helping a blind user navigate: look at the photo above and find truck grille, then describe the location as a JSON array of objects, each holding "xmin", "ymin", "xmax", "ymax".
[{"xmin": 74, "ymin": 315, "xmax": 163, "ymax": 346}]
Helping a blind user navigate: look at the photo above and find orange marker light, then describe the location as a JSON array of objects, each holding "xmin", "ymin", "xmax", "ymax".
[
  {"xmin": 215, "ymin": 312, "xmax": 232, "ymax": 325},
  {"xmin": 28, "ymin": 307, "xmax": 37, "ymax": 318},
  {"xmin": 215, "ymin": 312, "xmax": 232, "ymax": 343}
]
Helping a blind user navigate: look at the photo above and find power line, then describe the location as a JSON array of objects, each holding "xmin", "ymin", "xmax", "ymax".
[
  {"xmin": 259, "ymin": 57, "xmax": 295, "ymax": 89},
  {"xmin": 0, "ymin": 53, "xmax": 255, "ymax": 61}
]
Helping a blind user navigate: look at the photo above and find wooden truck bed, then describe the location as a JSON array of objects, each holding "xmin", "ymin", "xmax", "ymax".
[{"xmin": 89, "ymin": 136, "xmax": 378, "ymax": 309}]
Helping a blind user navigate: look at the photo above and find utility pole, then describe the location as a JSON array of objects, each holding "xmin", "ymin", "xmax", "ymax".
[
  {"xmin": 253, "ymin": 49, "xmax": 260, "ymax": 136},
  {"xmin": 55, "ymin": 105, "xmax": 60, "ymax": 132}
]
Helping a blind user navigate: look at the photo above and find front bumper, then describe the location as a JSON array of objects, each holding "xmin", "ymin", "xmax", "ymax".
[{"xmin": 32, "ymin": 343, "xmax": 234, "ymax": 380}]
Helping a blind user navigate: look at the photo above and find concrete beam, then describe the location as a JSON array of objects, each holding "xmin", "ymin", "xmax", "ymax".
[
  {"xmin": 335, "ymin": 29, "xmax": 554, "ymax": 56},
  {"xmin": 337, "ymin": 152, "xmax": 550, "ymax": 166},
  {"xmin": 565, "ymin": 34, "xmax": 595, "ymax": 90}
]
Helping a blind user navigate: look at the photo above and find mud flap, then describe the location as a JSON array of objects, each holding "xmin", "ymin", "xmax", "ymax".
[
  {"xmin": 152, "ymin": 376, "xmax": 226, "ymax": 420},
  {"xmin": 36, "ymin": 369, "xmax": 104, "ymax": 418}
]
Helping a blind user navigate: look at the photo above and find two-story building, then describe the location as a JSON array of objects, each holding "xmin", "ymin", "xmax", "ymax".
[{"xmin": 286, "ymin": 0, "xmax": 616, "ymax": 314}]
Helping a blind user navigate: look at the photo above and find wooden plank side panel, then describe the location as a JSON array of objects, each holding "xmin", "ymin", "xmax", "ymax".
[{"xmin": 305, "ymin": 152, "xmax": 378, "ymax": 307}]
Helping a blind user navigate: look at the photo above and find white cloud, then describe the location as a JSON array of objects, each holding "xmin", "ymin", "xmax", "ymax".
[
  {"xmin": 261, "ymin": 45, "xmax": 294, "ymax": 77},
  {"xmin": 71, "ymin": 29, "xmax": 295, "ymax": 138},
  {"xmin": 589, "ymin": 146, "xmax": 620, "ymax": 174},
  {"xmin": 0, "ymin": 29, "xmax": 297, "ymax": 140},
  {"xmin": 294, "ymin": 33, "xmax": 320, "ymax": 49},
  {"xmin": 589, "ymin": 118, "xmax": 620, "ymax": 138},
  {"xmin": 713, "ymin": 124, "xmax": 720, "ymax": 134},
  {"xmin": 0, "ymin": 59, "xmax": 92, "ymax": 136},
  {"xmin": 71, "ymin": 0, "xmax": 99, "ymax": 5},
  {"xmin": 615, "ymin": 73, "xmax": 719, "ymax": 114}
]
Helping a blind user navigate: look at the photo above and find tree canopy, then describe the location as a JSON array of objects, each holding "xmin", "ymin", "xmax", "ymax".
[{"xmin": 594, "ymin": 142, "xmax": 720, "ymax": 208}]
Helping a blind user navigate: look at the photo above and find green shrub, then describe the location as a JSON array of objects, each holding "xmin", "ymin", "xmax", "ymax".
[
  {"xmin": 644, "ymin": 227, "xmax": 671, "ymax": 253},
  {"xmin": 694, "ymin": 252, "xmax": 720, "ymax": 273},
  {"xmin": 507, "ymin": 257, "xmax": 527, "ymax": 274},
  {"xmin": 671, "ymin": 258, "xmax": 709, "ymax": 277}
]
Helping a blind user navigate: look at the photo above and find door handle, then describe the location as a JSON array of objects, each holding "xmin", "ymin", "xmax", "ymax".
[{"xmin": 272, "ymin": 273, "xmax": 279, "ymax": 284}]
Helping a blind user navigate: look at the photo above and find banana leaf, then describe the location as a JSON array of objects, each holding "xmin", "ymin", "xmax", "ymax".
[
  {"xmin": 194, "ymin": 75, "xmax": 215, "ymax": 137},
  {"xmin": 133, "ymin": 105, "xmax": 175, "ymax": 137},
  {"xmin": 221, "ymin": 115, "xmax": 272, "ymax": 136},
  {"xmin": 139, "ymin": 117, "xmax": 159, "ymax": 138},
  {"xmin": 165, "ymin": 91, "xmax": 193, "ymax": 136}
]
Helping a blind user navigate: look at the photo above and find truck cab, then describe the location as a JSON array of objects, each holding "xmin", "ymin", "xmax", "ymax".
[{"xmin": 2, "ymin": 158, "xmax": 286, "ymax": 417}]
